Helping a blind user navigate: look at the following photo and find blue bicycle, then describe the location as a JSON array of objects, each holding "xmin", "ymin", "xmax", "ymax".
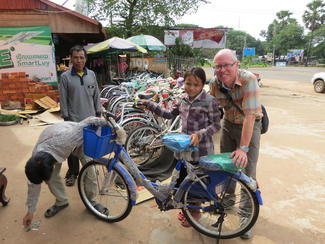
[{"xmin": 77, "ymin": 113, "xmax": 263, "ymax": 239}]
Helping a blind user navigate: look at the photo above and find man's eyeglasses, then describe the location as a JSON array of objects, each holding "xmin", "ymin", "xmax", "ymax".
[{"xmin": 214, "ymin": 61, "xmax": 236, "ymax": 70}]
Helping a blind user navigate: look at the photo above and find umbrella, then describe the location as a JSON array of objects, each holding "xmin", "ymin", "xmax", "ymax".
[
  {"xmin": 87, "ymin": 37, "xmax": 147, "ymax": 54},
  {"xmin": 127, "ymin": 34, "xmax": 166, "ymax": 52}
]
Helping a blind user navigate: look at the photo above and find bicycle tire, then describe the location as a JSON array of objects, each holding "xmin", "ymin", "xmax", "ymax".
[
  {"xmin": 181, "ymin": 174, "xmax": 259, "ymax": 239},
  {"xmin": 125, "ymin": 125, "xmax": 162, "ymax": 165},
  {"xmin": 111, "ymin": 97, "xmax": 127, "ymax": 115},
  {"xmin": 120, "ymin": 118, "xmax": 149, "ymax": 134},
  {"xmin": 78, "ymin": 161, "xmax": 132, "ymax": 222}
]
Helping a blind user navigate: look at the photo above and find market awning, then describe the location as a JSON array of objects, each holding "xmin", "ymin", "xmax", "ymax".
[
  {"xmin": 127, "ymin": 34, "xmax": 166, "ymax": 52},
  {"xmin": 87, "ymin": 37, "xmax": 147, "ymax": 54}
]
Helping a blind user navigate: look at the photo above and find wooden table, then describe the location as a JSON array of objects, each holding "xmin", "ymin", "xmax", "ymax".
[{"xmin": 0, "ymin": 167, "xmax": 10, "ymax": 206}]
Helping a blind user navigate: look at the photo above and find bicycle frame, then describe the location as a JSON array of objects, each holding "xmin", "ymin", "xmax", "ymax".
[{"xmin": 96, "ymin": 141, "xmax": 263, "ymax": 210}]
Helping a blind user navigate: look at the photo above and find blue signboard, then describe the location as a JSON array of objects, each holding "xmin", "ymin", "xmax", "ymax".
[{"xmin": 243, "ymin": 48, "xmax": 255, "ymax": 56}]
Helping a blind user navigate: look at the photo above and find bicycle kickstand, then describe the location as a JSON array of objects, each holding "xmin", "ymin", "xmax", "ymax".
[{"xmin": 211, "ymin": 213, "xmax": 225, "ymax": 244}]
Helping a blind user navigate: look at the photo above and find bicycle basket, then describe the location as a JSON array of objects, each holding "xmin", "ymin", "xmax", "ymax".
[
  {"xmin": 162, "ymin": 133, "xmax": 198, "ymax": 153},
  {"xmin": 83, "ymin": 125, "xmax": 116, "ymax": 158},
  {"xmin": 199, "ymin": 152, "xmax": 245, "ymax": 173}
]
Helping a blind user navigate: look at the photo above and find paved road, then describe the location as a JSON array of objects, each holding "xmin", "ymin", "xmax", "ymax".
[{"xmin": 204, "ymin": 66, "xmax": 325, "ymax": 83}]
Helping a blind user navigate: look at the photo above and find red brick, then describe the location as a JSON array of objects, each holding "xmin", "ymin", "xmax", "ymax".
[
  {"xmin": 3, "ymin": 89, "xmax": 15, "ymax": 94},
  {"xmin": 1, "ymin": 73, "xmax": 9, "ymax": 79}
]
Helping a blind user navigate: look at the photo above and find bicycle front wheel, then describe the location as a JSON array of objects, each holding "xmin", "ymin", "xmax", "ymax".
[
  {"xmin": 181, "ymin": 174, "xmax": 259, "ymax": 239},
  {"xmin": 125, "ymin": 125, "xmax": 162, "ymax": 165},
  {"xmin": 78, "ymin": 161, "xmax": 132, "ymax": 222}
]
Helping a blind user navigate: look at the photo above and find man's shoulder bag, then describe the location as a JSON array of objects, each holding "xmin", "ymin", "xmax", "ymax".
[{"xmin": 260, "ymin": 104, "xmax": 269, "ymax": 134}]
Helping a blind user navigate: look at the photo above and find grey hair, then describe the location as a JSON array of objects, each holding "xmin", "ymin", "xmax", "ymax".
[{"xmin": 214, "ymin": 49, "xmax": 237, "ymax": 62}]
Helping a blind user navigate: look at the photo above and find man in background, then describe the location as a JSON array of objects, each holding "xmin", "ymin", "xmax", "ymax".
[{"xmin": 59, "ymin": 45, "xmax": 101, "ymax": 186}]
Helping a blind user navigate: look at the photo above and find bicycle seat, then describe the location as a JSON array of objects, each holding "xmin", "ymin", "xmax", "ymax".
[
  {"xmin": 138, "ymin": 92, "xmax": 155, "ymax": 99},
  {"xmin": 199, "ymin": 152, "xmax": 244, "ymax": 172},
  {"xmin": 162, "ymin": 133, "xmax": 198, "ymax": 153}
]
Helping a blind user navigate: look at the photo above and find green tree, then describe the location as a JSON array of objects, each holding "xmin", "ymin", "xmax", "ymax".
[
  {"xmin": 276, "ymin": 10, "xmax": 297, "ymax": 27},
  {"xmin": 303, "ymin": 0, "xmax": 325, "ymax": 65},
  {"xmin": 262, "ymin": 11, "xmax": 305, "ymax": 60},
  {"xmin": 226, "ymin": 30, "xmax": 264, "ymax": 58},
  {"xmin": 274, "ymin": 22, "xmax": 305, "ymax": 55},
  {"xmin": 309, "ymin": 24, "xmax": 325, "ymax": 62},
  {"xmin": 87, "ymin": 0, "xmax": 208, "ymax": 38}
]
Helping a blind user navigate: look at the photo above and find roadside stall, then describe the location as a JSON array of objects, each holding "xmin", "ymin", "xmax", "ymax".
[
  {"xmin": 86, "ymin": 37, "xmax": 147, "ymax": 86},
  {"xmin": 126, "ymin": 34, "xmax": 168, "ymax": 73}
]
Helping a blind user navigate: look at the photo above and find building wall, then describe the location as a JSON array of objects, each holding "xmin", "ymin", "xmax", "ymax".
[{"xmin": 0, "ymin": 10, "xmax": 100, "ymax": 34}]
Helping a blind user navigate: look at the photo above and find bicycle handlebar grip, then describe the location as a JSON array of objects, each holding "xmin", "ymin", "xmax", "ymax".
[{"xmin": 104, "ymin": 112, "xmax": 120, "ymax": 130}]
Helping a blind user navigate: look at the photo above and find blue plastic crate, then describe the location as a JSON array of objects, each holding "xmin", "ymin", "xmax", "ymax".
[{"xmin": 83, "ymin": 125, "xmax": 116, "ymax": 158}]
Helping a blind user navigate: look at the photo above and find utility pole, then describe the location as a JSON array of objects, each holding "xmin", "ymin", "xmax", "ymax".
[
  {"xmin": 272, "ymin": 24, "xmax": 276, "ymax": 66},
  {"xmin": 242, "ymin": 34, "xmax": 247, "ymax": 61}
]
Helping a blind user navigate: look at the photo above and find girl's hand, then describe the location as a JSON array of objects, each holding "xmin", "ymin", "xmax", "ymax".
[
  {"xmin": 189, "ymin": 133, "xmax": 199, "ymax": 146},
  {"xmin": 136, "ymin": 100, "xmax": 148, "ymax": 109}
]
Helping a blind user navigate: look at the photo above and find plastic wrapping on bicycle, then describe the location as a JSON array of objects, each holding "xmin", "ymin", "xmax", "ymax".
[
  {"xmin": 199, "ymin": 152, "xmax": 245, "ymax": 172},
  {"xmin": 162, "ymin": 133, "xmax": 198, "ymax": 153}
]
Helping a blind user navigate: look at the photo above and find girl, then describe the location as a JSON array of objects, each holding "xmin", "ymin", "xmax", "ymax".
[{"xmin": 140, "ymin": 67, "xmax": 221, "ymax": 227}]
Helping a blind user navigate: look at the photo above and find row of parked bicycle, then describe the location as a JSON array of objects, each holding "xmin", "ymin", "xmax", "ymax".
[{"xmin": 100, "ymin": 71, "xmax": 184, "ymax": 165}]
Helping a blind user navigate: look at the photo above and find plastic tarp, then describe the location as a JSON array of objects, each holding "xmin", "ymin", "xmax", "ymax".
[
  {"xmin": 162, "ymin": 133, "xmax": 198, "ymax": 153},
  {"xmin": 199, "ymin": 152, "xmax": 245, "ymax": 172}
]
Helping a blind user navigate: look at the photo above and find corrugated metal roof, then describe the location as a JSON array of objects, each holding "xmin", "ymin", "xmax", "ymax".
[
  {"xmin": 0, "ymin": 0, "xmax": 46, "ymax": 10},
  {"xmin": 0, "ymin": 0, "xmax": 106, "ymax": 38},
  {"xmin": 40, "ymin": 0, "xmax": 100, "ymax": 26}
]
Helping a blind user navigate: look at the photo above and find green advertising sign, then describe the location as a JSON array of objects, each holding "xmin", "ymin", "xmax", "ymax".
[{"xmin": 0, "ymin": 26, "xmax": 57, "ymax": 85}]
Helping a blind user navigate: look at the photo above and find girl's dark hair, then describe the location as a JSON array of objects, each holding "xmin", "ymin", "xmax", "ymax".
[
  {"xmin": 69, "ymin": 45, "xmax": 87, "ymax": 59},
  {"xmin": 25, "ymin": 152, "xmax": 56, "ymax": 184},
  {"xmin": 183, "ymin": 67, "xmax": 206, "ymax": 85}
]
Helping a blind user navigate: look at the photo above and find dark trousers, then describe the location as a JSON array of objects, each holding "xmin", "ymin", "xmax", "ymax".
[{"xmin": 66, "ymin": 154, "xmax": 79, "ymax": 177}]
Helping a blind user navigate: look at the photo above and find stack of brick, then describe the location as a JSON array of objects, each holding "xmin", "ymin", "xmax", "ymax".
[{"xmin": 0, "ymin": 72, "xmax": 59, "ymax": 107}]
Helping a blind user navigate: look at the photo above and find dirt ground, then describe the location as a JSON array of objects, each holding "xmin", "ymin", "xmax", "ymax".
[{"xmin": 1, "ymin": 74, "xmax": 325, "ymax": 244}]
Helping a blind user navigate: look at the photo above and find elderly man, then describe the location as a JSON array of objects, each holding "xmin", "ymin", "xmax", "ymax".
[{"xmin": 210, "ymin": 49, "xmax": 263, "ymax": 239}]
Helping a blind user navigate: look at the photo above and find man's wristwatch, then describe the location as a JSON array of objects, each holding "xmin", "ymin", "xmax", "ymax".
[{"xmin": 240, "ymin": 145, "xmax": 249, "ymax": 153}]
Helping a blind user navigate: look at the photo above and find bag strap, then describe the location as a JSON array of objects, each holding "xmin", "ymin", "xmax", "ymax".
[{"xmin": 219, "ymin": 86, "xmax": 245, "ymax": 116}]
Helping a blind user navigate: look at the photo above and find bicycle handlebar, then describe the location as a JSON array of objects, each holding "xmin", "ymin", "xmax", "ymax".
[{"xmin": 104, "ymin": 111, "xmax": 120, "ymax": 130}]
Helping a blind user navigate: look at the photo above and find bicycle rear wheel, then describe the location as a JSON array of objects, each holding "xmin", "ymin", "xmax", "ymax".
[
  {"xmin": 78, "ymin": 161, "xmax": 132, "ymax": 222},
  {"xmin": 181, "ymin": 174, "xmax": 259, "ymax": 239}
]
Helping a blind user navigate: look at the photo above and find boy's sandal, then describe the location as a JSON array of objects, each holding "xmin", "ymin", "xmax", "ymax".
[
  {"xmin": 44, "ymin": 203, "xmax": 69, "ymax": 218},
  {"xmin": 65, "ymin": 175, "xmax": 76, "ymax": 187},
  {"xmin": 94, "ymin": 203, "xmax": 109, "ymax": 215}
]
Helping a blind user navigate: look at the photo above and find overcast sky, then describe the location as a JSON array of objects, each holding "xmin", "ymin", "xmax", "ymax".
[{"xmin": 52, "ymin": 0, "xmax": 313, "ymax": 40}]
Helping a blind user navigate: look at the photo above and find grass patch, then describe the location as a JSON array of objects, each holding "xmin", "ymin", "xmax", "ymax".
[{"xmin": 0, "ymin": 114, "xmax": 20, "ymax": 122}]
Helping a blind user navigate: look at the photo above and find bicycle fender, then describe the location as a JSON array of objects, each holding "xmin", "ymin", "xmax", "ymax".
[
  {"xmin": 114, "ymin": 162, "xmax": 137, "ymax": 206},
  {"xmin": 255, "ymin": 189, "xmax": 263, "ymax": 205},
  {"xmin": 234, "ymin": 172, "xmax": 263, "ymax": 205}
]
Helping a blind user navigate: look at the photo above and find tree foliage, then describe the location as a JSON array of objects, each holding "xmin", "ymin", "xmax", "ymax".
[
  {"xmin": 226, "ymin": 30, "xmax": 265, "ymax": 57},
  {"xmin": 168, "ymin": 37, "xmax": 205, "ymax": 65},
  {"xmin": 309, "ymin": 24, "xmax": 325, "ymax": 62},
  {"xmin": 261, "ymin": 10, "xmax": 306, "ymax": 57},
  {"xmin": 303, "ymin": 0, "xmax": 325, "ymax": 64},
  {"xmin": 84, "ymin": 0, "xmax": 325, "ymax": 65},
  {"xmin": 87, "ymin": 0, "xmax": 208, "ymax": 38}
]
